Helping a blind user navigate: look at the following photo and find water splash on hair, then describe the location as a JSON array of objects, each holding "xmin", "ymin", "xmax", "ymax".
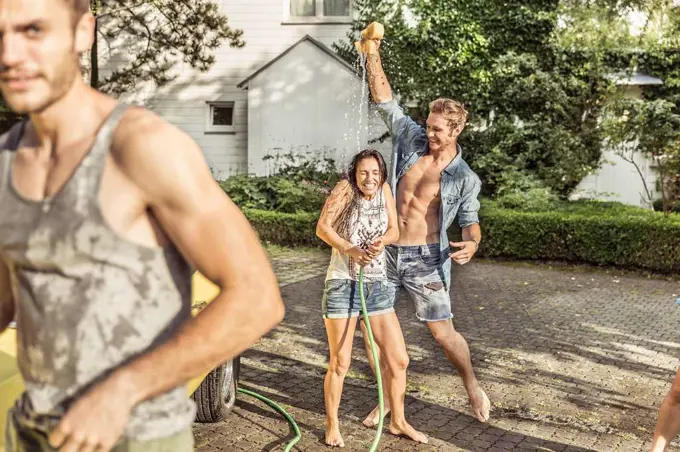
[
  {"xmin": 341, "ymin": 52, "xmax": 370, "ymax": 177},
  {"xmin": 358, "ymin": 53, "xmax": 368, "ymax": 167}
]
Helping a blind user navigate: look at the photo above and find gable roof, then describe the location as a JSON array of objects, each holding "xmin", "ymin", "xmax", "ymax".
[{"xmin": 237, "ymin": 34, "xmax": 359, "ymax": 89}]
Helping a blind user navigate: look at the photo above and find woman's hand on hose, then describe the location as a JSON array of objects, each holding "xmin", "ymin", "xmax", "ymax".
[
  {"xmin": 346, "ymin": 246, "xmax": 371, "ymax": 267},
  {"xmin": 366, "ymin": 237, "xmax": 385, "ymax": 259}
]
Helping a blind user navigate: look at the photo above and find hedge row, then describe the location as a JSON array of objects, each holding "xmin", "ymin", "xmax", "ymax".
[
  {"xmin": 243, "ymin": 205, "xmax": 680, "ymax": 274},
  {"xmin": 243, "ymin": 209, "xmax": 320, "ymax": 247},
  {"xmin": 472, "ymin": 206, "xmax": 680, "ymax": 274}
]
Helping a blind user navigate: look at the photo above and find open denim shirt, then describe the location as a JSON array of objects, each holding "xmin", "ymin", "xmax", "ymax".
[{"xmin": 377, "ymin": 98, "xmax": 482, "ymax": 288}]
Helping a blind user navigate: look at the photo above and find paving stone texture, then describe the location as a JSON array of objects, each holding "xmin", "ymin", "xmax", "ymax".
[{"xmin": 193, "ymin": 247, "xmax": 680, "ymax": 451}]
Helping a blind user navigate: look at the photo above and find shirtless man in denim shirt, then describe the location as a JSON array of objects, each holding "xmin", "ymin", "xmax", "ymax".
[{"xmin": 361, "ymin": 38, "xmax": 491, "ymax": 426}]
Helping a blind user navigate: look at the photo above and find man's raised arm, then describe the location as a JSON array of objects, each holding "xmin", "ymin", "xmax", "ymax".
[
  {"xmin": 365, "ymin": 43, "xmax": 393, "ymax": 104},
  {"xmin": 361, "ymin": 33, "xmax": 420, "ymax": 143}
]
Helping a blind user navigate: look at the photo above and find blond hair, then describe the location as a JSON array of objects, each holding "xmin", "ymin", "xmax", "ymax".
[{"xmin": 429, "ymin": 98, "xmax": 468, "ymax": 134}]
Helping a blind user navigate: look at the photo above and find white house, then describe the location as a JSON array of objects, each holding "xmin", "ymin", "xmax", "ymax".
[
  {"xmin": 103, "ymin": 0, "xmax": 390, "ymax": 179},
  {"xmin": 100, "ymin": 0, "xmax": 661, "ymax": 207},
  {"xmin": 236, "ymin": 35, "xmax": 382, "ymax": 176},
  {"xmin": 570, "ymin": 72, "xmax": 664, "ymax": 208}
]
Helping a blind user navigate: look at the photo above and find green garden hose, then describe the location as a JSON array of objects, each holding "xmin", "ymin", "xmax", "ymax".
[
  {"xmin": 359, "ymin": 267, "xmax": 385, "ymax": 452},
  {"xmin": 233, "ymin": 267, "xmax": 383, "ymax": 452},
  {"xmin": 237, "ymin": 387, "xmax": 302, "ymax": 451}
]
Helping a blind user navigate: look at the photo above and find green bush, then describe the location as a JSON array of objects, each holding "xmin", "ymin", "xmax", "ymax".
[
  {"xmin": 220, "ymin": 175, "xmax": 331, "ymax": 213},
  {"xmin": 492, "ymin": 172, "xmax": 560, "ymax": 211},
  {"xmin": 227, "ymin": 154, "xmax": 679, "ymax": 273},
  {"xmin": 243, "ymin": 209, "xmax": 321, "ymax": 248},
  {"xmin": 264, "ymin": 152, "xmax": 342, "ymax": 186},
  {"xmin": 654, "ymin": 198, "xmax": 680, "ymax": 214},
  {"xmin": 469, "ymin": 200, "xmax": 680, "ymax": 274},
  {"xmin": 492, "ymin": 198, "xmax": 665, "ymax": 216},
  {"xmin": 219, "ymin": 152, "xmax": 341, "ymax": 214},
  {"xmin": 240, "ymin": 200, "xmax": 680, "ymax": 274}
]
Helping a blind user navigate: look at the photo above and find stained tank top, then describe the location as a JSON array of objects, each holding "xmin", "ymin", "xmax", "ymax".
[
  {"xmin": 326, "ymin": 187, "xmax": 388, "ymax": 281},
  {"xmin": 0, "ymin": 104, "xmax": 196, "ymax": 441}
]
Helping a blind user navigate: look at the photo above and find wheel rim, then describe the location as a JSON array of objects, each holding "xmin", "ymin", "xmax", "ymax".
[{"xmin": 222, "ymin": 361, "xmax": 233, "ymax": 393}]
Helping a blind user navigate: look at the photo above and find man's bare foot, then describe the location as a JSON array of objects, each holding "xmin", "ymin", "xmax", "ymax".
[
  {"xmin": 362, "ymin": 403, "xmax": 390, "ymax": 428},
  {"xmin": 467, "ymin": 384, "xmax": 491, "ymax": 422},
  {"xmin": 325, "ymin": 420, "xmax": 345, "ymax": 448},
  {"xmin": 388, "ymin": 419, "xmax": 428, "ymax": 444}
]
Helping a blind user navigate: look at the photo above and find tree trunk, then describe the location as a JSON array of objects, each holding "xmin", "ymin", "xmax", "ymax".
[
  {"xmin": 90, "ymin": 12, "xmax": 99, "ymax": 89},
  {"xmin": 655, "ymin": 156, "xmax": 669, "ymax": 216},
  {"xmin": 620, "ymin": 148, "xmax": 655, "ymax": 209}
]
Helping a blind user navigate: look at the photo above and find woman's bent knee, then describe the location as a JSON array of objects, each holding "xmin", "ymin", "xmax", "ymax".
[
  {"xmin": 329, "ymin": 354, "xmax": 352, "ymax": 377},
  {"xmin": 387, "ymin": 351, "xmax": 409, "ymax": 374}
]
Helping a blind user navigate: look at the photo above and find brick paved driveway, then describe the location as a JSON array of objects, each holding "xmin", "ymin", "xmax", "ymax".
[{"xmin": 194, "ymin": 249, "xmax": 680, "ymax": 451}]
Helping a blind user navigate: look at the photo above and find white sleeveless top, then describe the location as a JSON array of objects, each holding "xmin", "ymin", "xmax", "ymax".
[{"xmin": 326, "ymin": 188, "xmax": 388, "ymax": 281}]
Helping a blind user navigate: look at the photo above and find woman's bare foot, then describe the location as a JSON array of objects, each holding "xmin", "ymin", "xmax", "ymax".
[
  {"xmin": 362, "ymin": 402, "xmax": 390, "ymax": 428},
  {"xmin": 325, "ymin": 419, "xmax": 345, "ymax": 447},
  {"xmin": 388, "ymin": 419, "xmax": 428, "ymax": 444},
  {"xmin": 467, "ymin": 384, "xmax": 491, "ymax": 422}
]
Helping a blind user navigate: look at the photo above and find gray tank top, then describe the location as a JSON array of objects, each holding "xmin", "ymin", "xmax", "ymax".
[{"xmin": 0, "ymin": 104, "xmax": 197, "ymax": 441}]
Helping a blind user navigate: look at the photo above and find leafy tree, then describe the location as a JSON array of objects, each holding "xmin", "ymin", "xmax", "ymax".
[
  {"xmin": 90, "ymin": 0, "xmax": 244, "ymax": 95},
  {"xmin": 576, "ymin": 1, "xmax": 680, "ymax": 213},
  {"xmin": 602, "ymin": 96, "xmax": 680, "ymax": 214},
  {"xmin": 1, "ymin": 0, "xmax": 244, "ymax": 133},
  {"xmin": 335, "ymin": 0, "xmax": 560, "ymax": 113},
  {"xmin": 335, "ymin": 0, "xmax": 610, "ymax": 197}
]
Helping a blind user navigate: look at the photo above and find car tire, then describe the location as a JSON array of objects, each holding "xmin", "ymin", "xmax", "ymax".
[{"xmin": 192, "ymin": 355, "xmax": 240, "ymax": 422}]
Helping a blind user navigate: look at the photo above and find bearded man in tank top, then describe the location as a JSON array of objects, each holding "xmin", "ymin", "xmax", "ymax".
[{"xmin": 0, "ymin": 0, "xmax": 285, "ymax": 450}]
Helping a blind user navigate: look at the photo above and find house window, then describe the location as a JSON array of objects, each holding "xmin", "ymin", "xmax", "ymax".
[
  {"xmin": 286, "ymin": 0, "xmax": 351, "ymax": 23},
  {"xmin": 206, "ymin": 101, "xmax": 235, "ymax": 133}
]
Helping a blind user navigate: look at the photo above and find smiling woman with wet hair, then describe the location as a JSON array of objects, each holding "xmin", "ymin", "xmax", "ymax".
[{"xmin": 315, "ymin": 149, "xmax": 428, "ymax": 448}]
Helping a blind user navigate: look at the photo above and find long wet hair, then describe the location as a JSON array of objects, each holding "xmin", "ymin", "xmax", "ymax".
[{"xmin": 333, "ymin": 149, "xmax": 388, "ymax": 240}]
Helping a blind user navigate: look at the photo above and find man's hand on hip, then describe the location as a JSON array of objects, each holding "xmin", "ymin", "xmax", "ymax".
[
  {"xmin": 449, "ymin": 240, "xmax": 479, "ymax": 265},
  {"xmin": 49, "ymin": 375, "xmax": 135, "ymax": 452}
]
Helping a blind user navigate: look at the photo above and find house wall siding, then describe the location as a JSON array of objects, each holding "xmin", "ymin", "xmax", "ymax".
[{"xmin": 98, "ymin": 0, "xmax": 387, "ymax": 179}]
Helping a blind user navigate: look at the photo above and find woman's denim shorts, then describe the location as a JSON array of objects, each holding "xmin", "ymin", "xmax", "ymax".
[{"xmin": 321, "ymin": 278, "xmax": 394, "ymax": 319}]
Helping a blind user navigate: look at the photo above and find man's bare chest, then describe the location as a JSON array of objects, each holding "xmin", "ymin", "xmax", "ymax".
[{"xmin": 398, "ymin": 159, "xmax": 443, "ymax": 202}]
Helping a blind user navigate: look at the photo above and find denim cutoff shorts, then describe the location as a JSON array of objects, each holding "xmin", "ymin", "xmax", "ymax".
[{"xmin": 321, "ymin": 278, "xmax": 394, "ymax": 319}]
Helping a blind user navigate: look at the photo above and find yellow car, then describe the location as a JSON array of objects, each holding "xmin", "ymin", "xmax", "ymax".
[{"xmin": 0, "ymin": 272, "xmax": 239, "ymax": 450}]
